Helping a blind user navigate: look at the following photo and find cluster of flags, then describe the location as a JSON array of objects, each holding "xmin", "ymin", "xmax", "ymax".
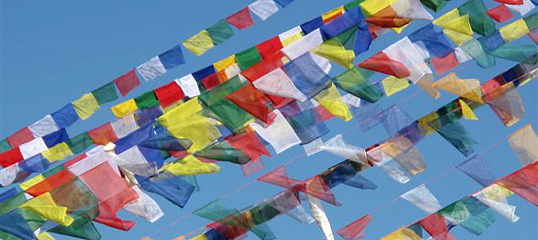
[{"xmin": 1, "ymin": 0, "xmax": 537, "ymax": 239}]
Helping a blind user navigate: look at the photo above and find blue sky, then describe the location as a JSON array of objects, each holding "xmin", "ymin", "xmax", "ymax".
[{"xmin": 1, "ymin": 0, "xmax": 537, "ymax": 239}]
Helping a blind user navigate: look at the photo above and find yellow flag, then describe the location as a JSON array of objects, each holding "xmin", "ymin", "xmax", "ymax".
[
  {"xmin": 190, "ymin": 234, "xmax": 209, "ymax": 240},
  {"xmin": 159, "ymin": 97, "xmax": 203, "ymax": 126},
  {"xmin": 37, "ymin": 232, "xmax": 56, "ymax": 240},
  {"xmin": 459, "ymin": 99, "xmax": 478, "ymax": 120},
  {"xmin": 322, "ymin": 6, "xmax": 344, "ymax": 21},
  {"xmin": 314, "ymin": 83, "xmax": 353, "ymax": 121},
  {"xmin": 20, "ymin": 192, "xmax": 75, "ymax": 226},
  {"xmin": 111, "ymin": 99, "xmax": 138, "ymax": 118},
  {"xmin": 433, "ymin": 8, "xmax": 460, "ymax": 26},
  {"xmin": 72, "ymin": 93, "xmax": 100, "ymax": 120},
  {"xmin": 500, "ymin": 19, "xmax": 530, "ymax": 43},
  {"xmin": 382, "ymin": 76, "xmax": 409, "ymax": 97},
  {"xmin": 483, "ymin": 184, "xmax": 514, "ymax": 201},
  {"xmin": 311, "ymin": 38, "xmax": 355, "ymax": 69},
  {"xmin": 360, "ymin": 0, "xmax": 397, "ymax": 16},
  {"xmin": 381, "ymin": 227, "xmax": 422, "ymax": 240},
  {"xmin": 418, "ymin": 112, "xmax": 440, "ymax": 136},
  {"xmin": 182, "ymin": 30, "xmax": 215, "ymax": 56},
  {"xmin": 432, "ymin": 72, "xmax": 484, "ymax": 103},
  {"xmin": 214, "ymin": 55, "xmax": 236, "ymax": 72},
  {"xmin": 163, "ymin": 155, "xmax": 220, "ymax": 175},
  {"xmin": 21, "ymin": 174, "xmax": 46, "ymax": 190},
  {"xmin": 281, "ymin": 32, "xmax": 303, "ymax": 47},
  {"xmin": 42, "ymin": 143, "xmax": 73, "ymax": 162}
]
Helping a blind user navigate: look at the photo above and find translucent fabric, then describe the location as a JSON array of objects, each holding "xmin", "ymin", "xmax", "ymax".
[
  {"xmin": 72, "ymin": 93, "xmax": 100, "ymax": 120},
  {"xmin": 320, "ymin": 160, "xmax": 375, "ymax": 190},
  {"xmin": 434, "ymin": 10, "xmax": 474, "ymax": 45},
  {"xmin": 461, "ymin": 39, "xmax": 495, "ymax": 68},
  {"xmin": 432, "ymin": 72, "xmax": 483, "ymax": 103},
  {"xmin": 256, "ymin": 36, "xmax": 284, "ymax": 60},
  {"xmin": 225, "ymin": 84, "xmax": 276, "ymax": 124},
  {"xmin": 20, "ymin": 192, "xmax": 74, "ymax": 226},
  {"xmin": 407, "ymin": 24, "xmax": 453, "ymax": 58},
  {"xmin": 382, "ymin": 76, "xmax": 409, "ymax": 97},
  {"xmin": 137, "ymin": 172, "xmax": 195, "ymax": 208},
  {"xmin": 205, "ymin": 99, "xmax": 255, "ymax": 132},
  {"xmin": 485, "ymin": 83, "xmax": 525, "ymax": 127},
  {"xmin": 459, "ymin": 99, "xmax": 478, "ymax": 120},
  {"xmin": 110, "ymin": 114, "xmax": 138, "ymax": 139},
  {"xmin": 366, "ymin": 7, "xmax": 412, "ymax": 29},
  {"xmin": 392, "ymin": 0, "xmax": 433, "ymax": 20},
  {"xmin": 176, "ymin": 74, "xmax": 201, "ymax": 98},
  {"xmin": 383, "ymin": 37, "xmax": 433, "ymax": 83},
  {"xmin": 139, "ymin": 130, "xmax": 192, "ymax": 152},
  {"xmin": 368, "ymin": 145, "xmax": 411, "ymax": 183},
  {"xmin": 381, "ymin": 227, "xmax": 422, "ymax": 240},
  {"xmin": 419, "ymin": 213, "xmax": 456, "ymax": 240},
  {"xmin": 456, "ymin": 155, "xmax": 497, "ymax": 187},
  {"xmin": 225, "ymin": 130, "xmax": 271, "ymax": 161},
  {"xmin": 19, "ymin": 138, "xmax": 47, "ymax": 159},
  {"xmin": 431, "ymin": 52, "xmax": 459, "ymax": 75},
  {"xmin": 0, "ymin": 209, "xmax": 37, "ymax": 240},
  {"xmin": 282, "ymin": 52, "xmax": 332, "ymax": 99},
  {"xmin": 136, "ymin": 56, "xmax": 167, "ymax": 81},
  {"xmin": 236, "ymin": 47, "xmax": 263, "ymax": 70},
  {"xmin": 438, "ymin": 197, "xmax": 496, "ymax": 236},
  {"xmin": 401, "ymin": 184, "xmax": 442, "ymax": 214},
  {"xmin": 227, "ymin": 7, "xmax": 254, "ymax": 30},
  {"xmin": 279, "ymin": 26, "xmax": 303, "ymax": 47},
  {"xmin": 49, "ymin": 216, "xmax": 101, "ymax": 240},
  {"xmin": 313, "ymin": 83, "xmax": 353, "ymax": 121},
  {"xmin": 337, "ymin": 214, "xmax": 372, "ymax": 240},
  {"xmin": 332, "ymin": 67, "xmax": 384, "ymax": 103},
  {"xmin": 164, "ymin": 155, "xmax": 220, "ymax": 176},
  {"xmin": 267, "ymin": 190, "xmax": 314, "ymax": 224},
  {"xmin": 472, "ymin": 184, "xmax": 519, "ymax": 222},
  {"xmin": 308, "ymin": 195, "xmax": 335, "ymax": 240},
  {"xmin": 88, "ymin": 123, "xmax": 119, "ymax": 146},
  {"xmin": 182, "ymin": 30, "xmax": 215, "ymax": 56},
  {"xmin": 282, "ymin": 29, "xmax": 323, "ymax": 60},
  {"xmin": 280, "ymin": 100, "xmax": 329, "ymax": 144},
  {"xmin": 123, "ymin": 186, "xmax": 164, "ymax": 223},
  {"xmin": 248, "ymin": 0, "xmax": 279, "ymax": 20},
  {"xmin": 6, "ymin": 127, "xmax": 34, "ymax": 148},
  {"xmin": 431, "ymin": 116, "xmax": 477, "ymax": 156},
  {"xmin": 252, "ymin": 68, "xmax": 307, "ymax": 101},
  {"xmin": 319, "ymin": 134, "xmax": 368, "ymax": 165},
  {"xmin": 507, "ymin": 124, "xmax": 538, "ymax": 166},
  {"xmin": 498, "ymin": 162, "xmax": 538, "ymax": 206},
  {"xmin": 249, "ymin": 110, "xmax": 301, "ymax": 154},
  {"xmin": 311, "ymin": 37, "xmax": 355, "ymax": 69},
  {"xmin": 78, "ymin": 161, "xmax": 138, "ymax": 230},
  {"xmin": 500, "ymin": 19, "xmax": 531, "ymax": 43},
  {"xmin": 380, "ymin": 137, "xmax": 427, "ymax": 177}
]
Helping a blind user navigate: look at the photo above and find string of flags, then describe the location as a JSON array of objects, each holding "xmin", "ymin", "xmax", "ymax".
[{"xmin": 0, "ymin": 0, "xmax": 537, "ymax": 239}]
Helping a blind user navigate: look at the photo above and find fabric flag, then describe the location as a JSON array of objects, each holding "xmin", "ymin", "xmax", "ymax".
[
  {"xmin": 382, "ymin": 76, "xmax": 409, "ymax": 97},
  {"xmin": 256, "ymin": 36, "xmax": 284, "ymax": 60},
  {"xmin": 176, "ymin": 74, "xmax": 201, "ymax": 98},
  {"xmin": 322, "ymin": 6, "xmax": 344, "ymax": 24},
  {"xmin": 19, "ymin": 138, "xmax": 47, "ymax": 159},
  {"xmin": 431, "ymin": 52, "xmax": 459, "ymax": 75},
  {"xmin": 110, "ymin": 114, "xmax": 138, "ymax": 139},
  {"xmin": 359, "ymin": 52, "xmax": 411, "ymax": 78},
  {"xmin": 407, "ymin": 23, "xmax": 453, "ymax": 58},
  {"xmin": 391, "ymin": 0, "xmax": 434, "ymax": 20},
  {"xmin": 332, "ymin": 67, "xmax": 383, "ymax": 103},
  {"xmin": 401, "ymin": 184, "xmax": 443, "ymax": 214},
  {"xmin": 249, "ymin": 0, "xmax": 279, "ymax": 21},
  {"xmin": 457, "ymin": 0, "xmax": 496, "ymax": 36},
  {"xmin": 488, "ymin": 44, "xmax": 537, "ymax": 64},
  {"xmin": 311, "ymin": 27, "xmax": 356, "ymax": 69},
  {"xmin": 337, "ymin": 214, "xmax": 372, "ymax": 240},
  {"xmin": 433, "ymin": 114, "xmax": 478, "ymax": 156},
  {"xmin": 116, "ymin": 146, "xmax": 159, "ymax": 176},
  {"xmin": 88, "ymin": 122, "xmax": 119, "ymax": 145},
  {"xmin": 485, "ymin": 83, "xmax": 525, "ymax": 127},
  {"xmin": 368, "ymin": 145, "xmax": 412, "ymax": 183},
  {"xmin": 314, "ymin": 83, "xmax": 353, "ymax": 121},
  {"xmin": 459, "ymin": 99, "xmax": 478, "ymax": 120},
  {"xmin": 182, "ymin": 30, "xmax": 215, "ymax": 56},
  {"xmin": 67, "ymin": 132, "xmax": 94, "ymax": 155},
  {"xmin": 123, "ymin": 186, "xmax": 164, "ymax": 223},
  {"xmin": 472, "ymin": 184, "xmax": 520, "ymax": 222},
  {"xmin": 154, "ymin": 81, "xmax": 184, "ymax": 108},
  {"xmin": 137, "ymin": 172, "xmax": 195, "ymax": 208},
  {"xmin": 268, "ymin": 190, "xmax": 315, "ymax": 224},
  {"xmin": 225, "ymin": 84, "xmax": 276, "ymax": 124},
  {"xmin": 319, "ymin": 134, "xmax": 368, "ymax": 165},
  {"xmin": 380, "ymin": 138, "xmax": 427, "ymax": 177},
  {"xmin": 164, "ymin": 155, "xmax": 220, "ymax": 175},
  {"xmin": 20, "ymin": 192, "xmax": 75, "ymax": 226},
  {"xmin": 280, "ymin": 99, "xmax": 329, "ymax": 145},
  {"xmin": 416, "ymin": 74, "xmax": 441, "ymax": 100},
  {"xmin": 308, "ymin": 195, "xmax": 335, "ymax": 240},
  {"xmin": 301, "ymin": 17, "xmax": 323, "ymax": 35},
  {"xmin": 433, "ymin": 9, "xmax": 474, "ymax": 46},
  {"xmin": 500, "ymin": 19, "xmax": 531, "ymax": 43},
  {"xmin": 0, "ymin": 209, "xmax": 37, "ymax": 240},
  {"xmin": 431, "ymin": 72, "xmax": 484, "ymax": 103},
  {"xmin": 498, "ymin": 161, "xmax": 538, "ymax": 206},
  {"xmin": 51, "ymin": 103, "xmax": 80, "ymax": 129},
  {"xmin": 282, "ymin": 29, "xmax": 323, "ymax": 60},
  {"xmin": 136, "ymin": 56, "xmax": 167, "ymax": 81},
  {"xmin": 227, "ymin": 7, "xmax": 254, "ymax": 30},
  {"xmin": 49, "ymin": 216, "xmax": 101, "ymax": 240},
  {"xmin": 505, "ymin": 0, "xmax": 535, "ymax": 16},
  {"xmin": 134, "ymin": 91, "xmax": 160, "ymax": 109},
  {"xmin": 236, "ymin": 46, "xmax": 263, "ymax": 70},
  {"xmin": 508, "ymin": 124, "xmax": 538, "ymax": 166},
  {"xmin": 113, "ymin": 69, "xmax": 140, "ymax": 96},
  {"xmin": 445, "ymin": 197, "xmax": 496, "ymax": 236},
  {"xmin": 456, "ymin": 155, "xmax": 497, "ymax": 187},
  {"xmin": 419, "ymin": 213, "xmax": 456, "ymax": 240},
  {"xmin": 382, "ymin": 37, "xmax": 433, "ymax": 83},
  {"xmin": 72, "ymin": 93, "xmax": 100, "ymax": 120},
  {"xmin": 461, "ymin": 39, "xmax": 495, "ymax": 68},
  {"xmin": 319, "ymin": 161, "xmax": 376, "ymax": 190},
  {"xmin": 214, "ymin": 55, "xmax": 236, "ymax": 72},
  {"xmin": 279, "ymin": 26, "xmax": 303, "ymax": 47},
  {"xmin": 282, "ymin": 53, "xmax": 331, "ymax": 99},
  {"xmin": 252, "ymin": 68, "xmax": 307, "ymax": 101},
  {"xmin": 381, "ymin": 226, "xmax": 422, "ymax": 240},
  {"xmin": 487, "ymin": 4, "xmax": 513, "ymax": 23},
  {"xmin": 158, "ymin": 45, "xmax": 185, "ymax": 70},
  {"xmin": 207, "ymin": 19, "xmax": 234, "ymax": 45},
  {"xmin": 111, "ymin": 99, "xmax": 138, "ymax": 118},
  {"xmin": 91, "ymin": 82, "xmax": 118, "ymax": 105},
  {"xmin": 249, "ymin": 110, "xmax": 301, "ymax": 154},
  {"xmin": 29, "ymin": 115, "xmax": 60, "ymax": 138}
]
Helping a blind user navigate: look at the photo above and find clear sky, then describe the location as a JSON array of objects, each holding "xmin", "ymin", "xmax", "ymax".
[{"xmin": 1, "ymin": 0, "xmax": 537, "ymax": 239}]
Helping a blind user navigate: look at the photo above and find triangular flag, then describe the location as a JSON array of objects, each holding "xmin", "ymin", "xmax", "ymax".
[{"xmin": 459, "ymin": 99, "xmax": 479, "ymax": 120}]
